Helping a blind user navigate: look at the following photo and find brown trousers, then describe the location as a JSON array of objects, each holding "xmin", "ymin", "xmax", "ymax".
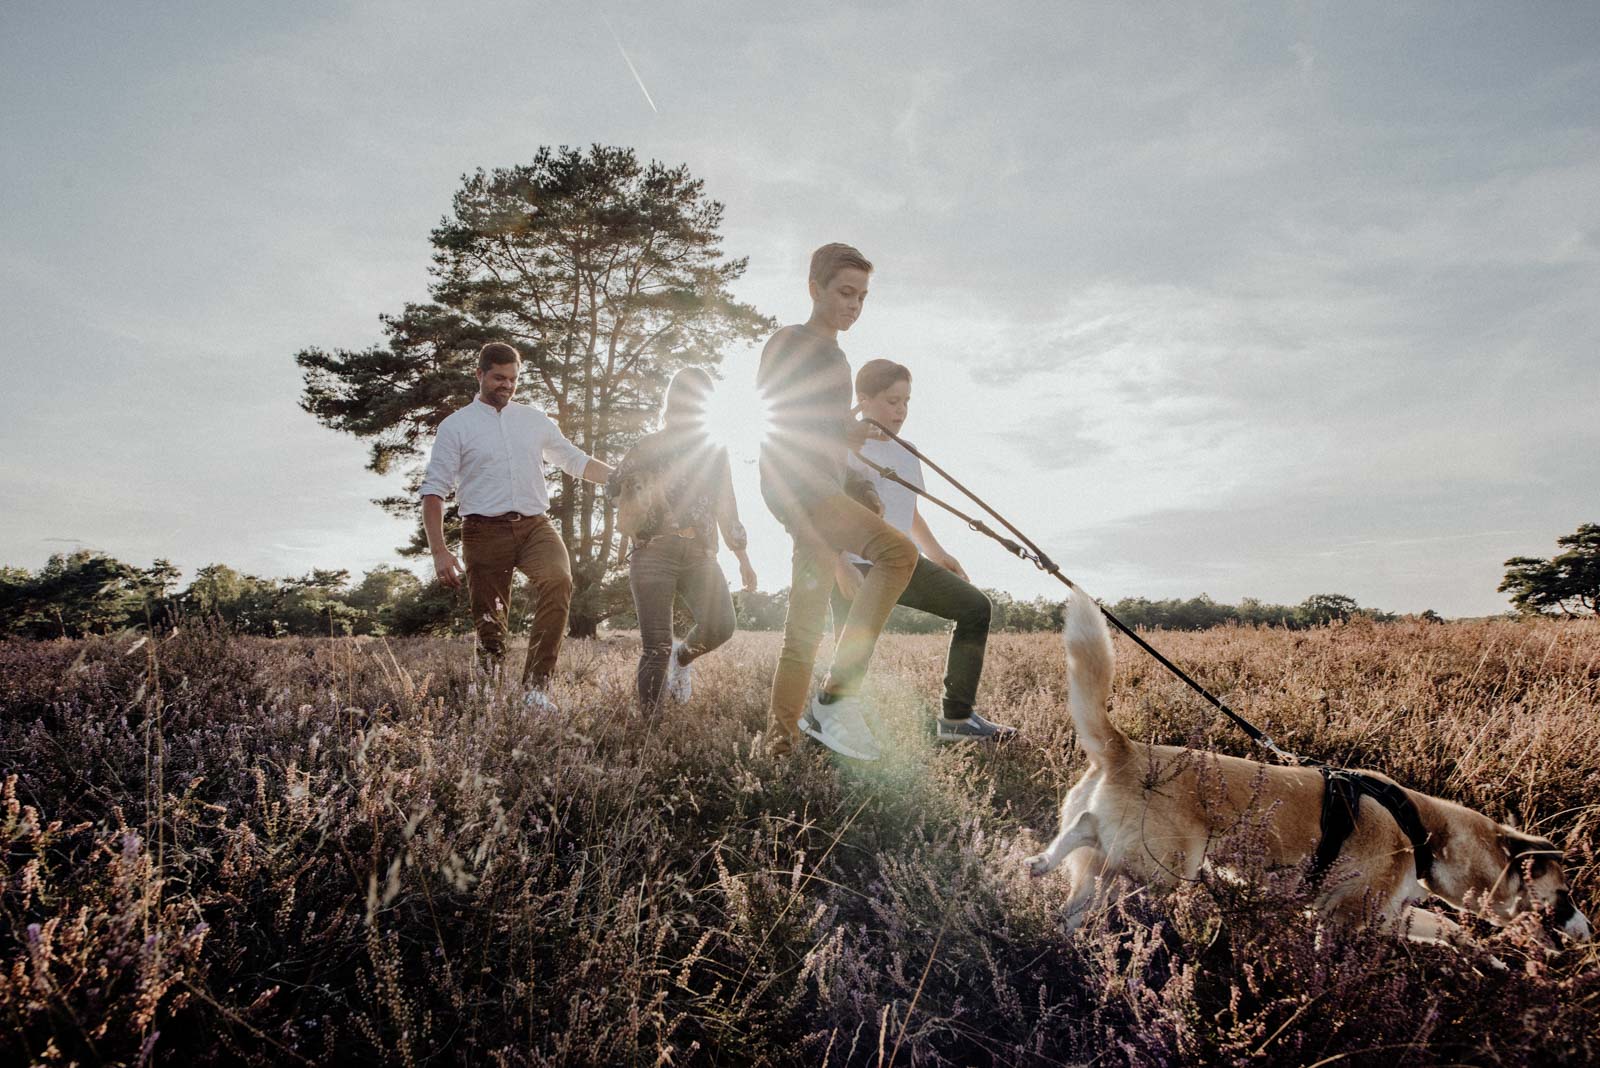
[
  {"xmin": 461, "ymin": 513, "xmax": 573, "ymax": 687},
  {"xmin": 768, "ymin": 492, "xmax": 917, "ymax": 751}
]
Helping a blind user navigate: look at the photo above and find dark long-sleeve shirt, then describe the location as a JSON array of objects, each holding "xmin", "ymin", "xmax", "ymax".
[
  {"xmin": 756, "ymin": 324, "xmax": 854, "ymax": 527},
  {"xmin": 612, "ymin": 426, "xmax": 740, "ymax": 552}
]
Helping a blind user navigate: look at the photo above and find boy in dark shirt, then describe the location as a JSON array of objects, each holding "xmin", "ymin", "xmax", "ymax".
[{"xmin": 756, "ymin": 243, "xmax": 918, "ymax": 759}]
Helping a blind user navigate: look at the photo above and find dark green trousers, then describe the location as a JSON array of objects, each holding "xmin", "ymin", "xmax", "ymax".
[{"xmin": 830, "ymin": 556, "xmax": 992, "ymax": 717}]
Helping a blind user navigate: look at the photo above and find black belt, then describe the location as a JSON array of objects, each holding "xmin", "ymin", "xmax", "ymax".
[{"xmin": 1311, "ymin": 768, "xmax": 1434, "ymax": 884}]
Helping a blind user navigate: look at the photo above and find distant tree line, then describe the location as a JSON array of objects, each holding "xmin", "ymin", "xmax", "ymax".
[
  {"xmin": 14, "ymin": 522, "xmax": 1591, "ymax": 639},
  {"xmin": 0, "ymin": 552, "xmax": 458, "ymax": 640},
  {"xmin": 1099, "ymin": 591, "xmax": 1408, "ymax": 630},
  {"xmin": 2, "ymin": 550, "xmax": 1429, "ymax": 639}
]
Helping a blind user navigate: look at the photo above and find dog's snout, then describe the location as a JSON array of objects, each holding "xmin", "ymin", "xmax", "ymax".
[{"xmin": 1550, "ymin": 889, "xmax": 1592, "ymax": 940}]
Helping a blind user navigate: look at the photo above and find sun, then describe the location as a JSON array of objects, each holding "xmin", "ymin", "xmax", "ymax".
[{"xmin": 701, "ymin": 374, "xmax": 772, "ymax": 461}]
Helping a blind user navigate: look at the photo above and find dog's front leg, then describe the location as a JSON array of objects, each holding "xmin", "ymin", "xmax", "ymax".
[
  {"xmin": 1026, "ymin": 810, "xmax": 1098, "ymax": 877},
  {"xmin": 1403, "ymin": 906, "xmax": 1510, "ymax": 971},
  {"xmin": 1402, "ymin": 905, "xmax": 1468, "ymax": 948},
  {"xmin": 1058, "ymin": 847, "xmax": 1112, "ymax": 929}
]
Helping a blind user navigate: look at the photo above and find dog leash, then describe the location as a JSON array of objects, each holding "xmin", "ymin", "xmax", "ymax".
[{"xmin": 852, "ymin": 418, "xmax": 1306, "ymax": 767}]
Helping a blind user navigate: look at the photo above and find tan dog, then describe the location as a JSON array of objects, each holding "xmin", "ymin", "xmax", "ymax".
[{"xmin": 1025, "ymin": 589, "xmax": 1592, "ymax": 946}]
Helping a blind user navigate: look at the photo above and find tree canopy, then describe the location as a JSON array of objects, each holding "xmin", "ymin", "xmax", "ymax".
[
  {"xmin": 1500, "ymin": 523, "xmax": 1600, "ymax": 616},
  {"xmin": 1, "ymin": 552, "xmax": 177, "ymax": 638}
]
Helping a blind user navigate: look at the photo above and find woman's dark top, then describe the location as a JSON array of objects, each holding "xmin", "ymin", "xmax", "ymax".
[{"xmin": 612, "ymin": 426, "xmax": 737, "ymax": 551}]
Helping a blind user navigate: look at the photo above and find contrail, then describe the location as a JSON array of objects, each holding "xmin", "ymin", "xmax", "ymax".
[{"xmin": 601, "ymin": 13, "xmax": 658, "ymax": 114}]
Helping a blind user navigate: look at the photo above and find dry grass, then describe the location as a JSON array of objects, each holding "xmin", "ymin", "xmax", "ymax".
[{"xmin": 2, "ymin": 616, "xmax": 1598, "ymax": 1065}]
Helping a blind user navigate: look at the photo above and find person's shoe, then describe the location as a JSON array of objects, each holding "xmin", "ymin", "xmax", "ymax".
[
  {"xmin": 521, "ymin": 686, "xmax": 558, "ymax": 713},
  {"xmin": 935, "ymin": 710, "xmax": 1017, "ymax": 743},
  {"xmin": 798, "ymin": 693, "xmax": 881, "ymax": 761},
  {"xmin": 665, "ymin": 641, "xmax": 693, "ymax": 703}
]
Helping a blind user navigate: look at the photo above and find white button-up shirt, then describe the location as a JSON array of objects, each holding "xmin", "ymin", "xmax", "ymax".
[{"xmin": 418, "ymin": 397, "xmax": 593, "ymax": 516}]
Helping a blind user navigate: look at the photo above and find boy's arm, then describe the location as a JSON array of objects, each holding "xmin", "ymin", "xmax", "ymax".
[{"xmin": 911, "ymin": 504, "xmax": 967, "ymax": 581}]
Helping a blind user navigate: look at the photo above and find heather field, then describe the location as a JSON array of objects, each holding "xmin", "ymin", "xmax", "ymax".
[{"xmin": 4, "ymin": 618, "xmax": 1599, "ymax": 1066}]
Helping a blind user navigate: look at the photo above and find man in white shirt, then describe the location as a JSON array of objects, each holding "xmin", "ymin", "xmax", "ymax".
[{"xmin": 419, "ymin": 342, "xmax": 613, "ymax": 699}]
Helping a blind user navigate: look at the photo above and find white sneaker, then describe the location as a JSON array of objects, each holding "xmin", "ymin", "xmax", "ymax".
[
  {"xmin": 521, "ymin": 686, "xmax": 558, "ymax": 713},
  {"xmin": 665, "ymin": 641, "xmax": 693, "ymax": 703},
  {"xmin": 797, "ymin": 693, "xmax": 880, "ymax": 761}
]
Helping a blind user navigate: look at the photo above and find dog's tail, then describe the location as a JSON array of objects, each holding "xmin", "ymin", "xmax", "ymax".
[{"xmin": 1064, "ymin": 587, "xmax": 1127, "ymax": 761}]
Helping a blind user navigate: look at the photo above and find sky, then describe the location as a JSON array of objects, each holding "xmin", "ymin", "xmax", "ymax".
[{"xmin": 2, "ymin": 1, "xmax": 1596, "ymax": 618}]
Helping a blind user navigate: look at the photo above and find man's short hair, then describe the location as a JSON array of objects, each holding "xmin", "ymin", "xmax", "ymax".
[
  {"xmin": 809, "ymin": 243, "xmax": 873, "ymax": 288},
  {"xmin": 477, "ymin": 341, "xmax": 521, "ymax": 372},
  {"xmin": 855, "ymin": 358, "xmax": 911, "ymax": 399}
]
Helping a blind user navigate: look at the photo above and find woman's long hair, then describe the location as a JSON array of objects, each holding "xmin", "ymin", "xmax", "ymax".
[{"xmin": 659, "ymin": 367, "xmax": 715, "ymax": 431}]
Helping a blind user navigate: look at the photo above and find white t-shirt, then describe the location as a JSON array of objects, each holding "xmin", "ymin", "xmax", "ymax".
[{"xmin": 845, "ymin": 437, "xmax": 924, "ymax": 564}]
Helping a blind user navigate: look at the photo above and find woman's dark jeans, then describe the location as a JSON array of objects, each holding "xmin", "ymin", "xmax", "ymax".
[
  {"xmin": 629, "ymin": 536, "xmax": 736, "ymax": 710},
  {"xmin": 830, "ymin": 556, "xmax": 992, "ymax": 717}
]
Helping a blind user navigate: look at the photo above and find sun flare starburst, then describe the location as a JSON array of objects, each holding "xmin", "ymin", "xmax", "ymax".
[{"xmin": 701, "ymin": 375, "xmax": 773, "ymax": 460}]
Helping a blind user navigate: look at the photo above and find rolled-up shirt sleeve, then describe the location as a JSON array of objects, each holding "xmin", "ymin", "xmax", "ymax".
[
  {"xmin": 418, "ymin": 421, "xmax": 461, "ymax": 500},
  {"xmin": 542, "ymin": 420, "xmax": 593, "ymax": 479}
]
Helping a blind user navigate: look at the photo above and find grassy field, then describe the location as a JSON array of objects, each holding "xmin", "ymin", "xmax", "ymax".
[{"xmin": 3, "ymin": 616, "xmax": 1598, "ymax": 1066}]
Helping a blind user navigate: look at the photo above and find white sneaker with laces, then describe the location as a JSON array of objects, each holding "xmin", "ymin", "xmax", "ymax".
[
  {"xmin": 798, "ymin": 693, "xmax": 881, "ymax": 761},
  {"xmin": 665, "ymin": 641, "xmax": 693, "ymax": 703}
]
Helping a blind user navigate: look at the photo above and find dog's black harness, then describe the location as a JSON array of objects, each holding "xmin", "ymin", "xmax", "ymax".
[{"xmin": 1312, "ymin": 768, "xmax": 1434, "ymax": 884}]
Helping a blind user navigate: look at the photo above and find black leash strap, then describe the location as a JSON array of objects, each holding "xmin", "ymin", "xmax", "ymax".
[{"xmin": 853, "ymin": 419, "xmax": 1304, "ymax": 766}]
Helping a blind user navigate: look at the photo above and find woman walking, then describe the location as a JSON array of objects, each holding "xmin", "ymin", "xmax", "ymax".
[{"xmin": 612, "ymin": 368, "xmax": 758, "ymax": 711}]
